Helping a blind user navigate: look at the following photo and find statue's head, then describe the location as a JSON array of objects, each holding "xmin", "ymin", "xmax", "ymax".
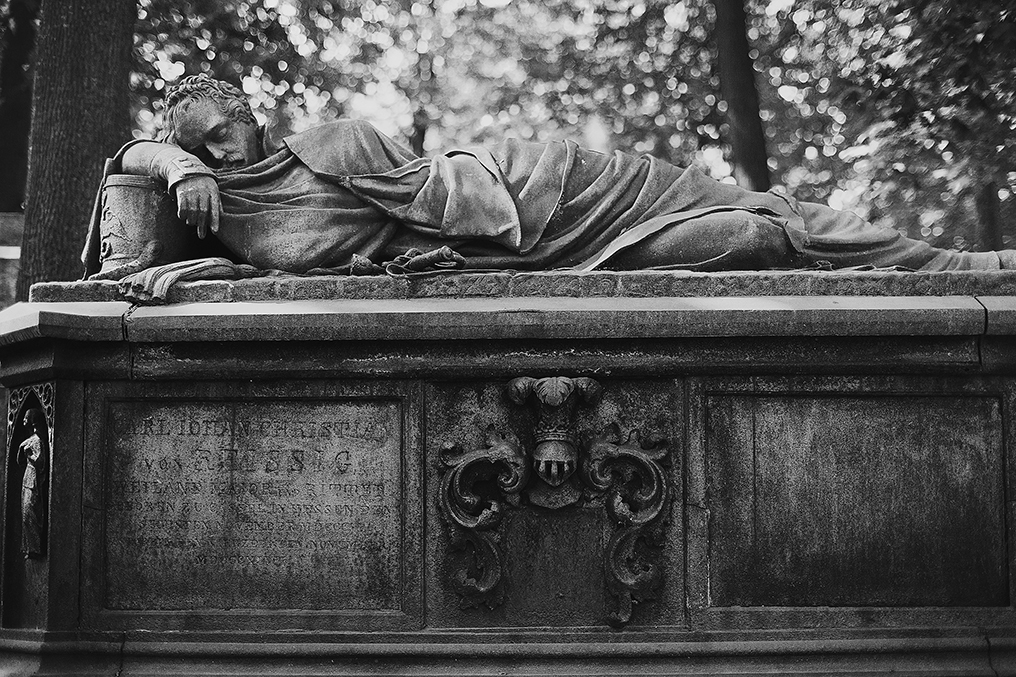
[
  {"xmin": 161, "ymin": 74, "xmax": 264, "ymax": 169},
  {"xmin": 22, "ymin": 408, "xmax": 45, "ymax": 433}
]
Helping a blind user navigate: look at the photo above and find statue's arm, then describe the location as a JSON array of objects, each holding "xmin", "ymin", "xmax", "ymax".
[{"xmin": 121, "ymin": 141, "xmax": 222, "ymax": 239}]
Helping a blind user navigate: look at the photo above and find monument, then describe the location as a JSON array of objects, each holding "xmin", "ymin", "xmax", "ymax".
[
  {"xmin": 83, "ymin": 74, "xmax": 1016, "ymax": 296},
  {"xmin": 0, "ymin": 75, "xmax": 1014, "ymax": 674}
]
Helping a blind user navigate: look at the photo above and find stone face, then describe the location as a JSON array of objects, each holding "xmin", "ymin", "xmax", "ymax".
[
  {"xmin": 704, "ymin": 390, "xmax": 1006, "ymax": 607},
  {"xmin": 498, "ymin": 508, "xmax": 607, "ymax": 625},
  {"xmin": 80, "ymin": 383, "xmax": 424, "ymax": 630}
]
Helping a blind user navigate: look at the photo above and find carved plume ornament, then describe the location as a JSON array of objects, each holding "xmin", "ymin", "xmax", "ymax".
[
  {"xmin": 437, "ymin": 377, "xmax": 672, "ymax": 627},
  {"xmin": 508, "ymin": 376, "xmax": 601, "ymax": 490}
]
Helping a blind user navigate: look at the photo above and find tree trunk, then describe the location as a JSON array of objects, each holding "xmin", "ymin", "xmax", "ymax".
[
  {"xmin": 975, "ymin": 180, "xmax": 1002, "ymax": 252},
  {"xmin": 0, "ymin": 0, "xmax": 38, "ymax": 212},
  {"xmin": 714, "ymin": 0, "xmax": 770, "ymax": 191},
  {"xmin": 15, "ymin": 0, "xmax": 134, "ymax": 300}
]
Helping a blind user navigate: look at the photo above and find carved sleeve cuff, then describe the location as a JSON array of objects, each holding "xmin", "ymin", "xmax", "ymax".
[{"xmin": 149, "ymin": 146, "xmax": 217, "ymax": 193}]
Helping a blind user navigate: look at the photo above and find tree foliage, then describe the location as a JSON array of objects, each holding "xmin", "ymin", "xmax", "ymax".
[
  {"xmin": 749, "ymin": 0, "xmax": 1016, "ymax": 249},
  {"xmin": 10, "ymin": 0, "xmax": 1016, "ymax": 263},
  {"xmin": 134, "ymin": 0, "xmax": 1007, "ymax": 254}
]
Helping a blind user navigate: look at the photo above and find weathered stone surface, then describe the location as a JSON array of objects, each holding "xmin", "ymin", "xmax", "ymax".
[
  {"xmin": 335, "ymin": 274, "xmax": 409, "ymax": 299},
  {"xmin": 508, "ymin": 271, "xmax": 621, "ymax": 297},
  {"xmin": 100, "ymin": 398, "xmax": 405, "ymax": 612},
  {"xmin": 29, "ymin": 280, "xmax": 121, "ymax": 304},
  {"xmin": 704, "ymin": 390, "xmax": 1005, "ymax": 607},
  {"xmin": 275, "ymin": 276, "xmax": 343, "ymax": 300},
  {"xmin": 27, "ymin": 269, "xmax": 1016, "ymax": 304},
  {"xmin": 228, "ymin": 276, "xmax": 278, "ymax": 302},
  {"xmin": 164, "ymin": 279, "xmax": 233, "ymax": 304},
  {"xmin": 408, "ymin": 272, "xmax": 512, "ymax": 298},
  {"xmin": 498, "ymin": 509, "xmax": 607, "ymax": 625}
]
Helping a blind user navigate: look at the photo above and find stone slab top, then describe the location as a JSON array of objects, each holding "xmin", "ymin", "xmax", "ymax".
[
  {"xmin": 10, "ymin": 270, "xmax": 1016, "ymax": 344},
  {"xmin": 27, "ymin": 269, "xmax": 1016, "ymax": 304},
  {"xmin": 0, "ymin": 295, "xmax": 995, "ymax": 344}
]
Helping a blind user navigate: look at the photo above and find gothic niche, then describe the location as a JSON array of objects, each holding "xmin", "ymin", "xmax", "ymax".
[
  {"xmin": 437, "ymin": 377, "xmax": 672, "ymax": 627},
  {"xmin": 7, "ymin": 384, "xmax": 54, "ymax": 560}
]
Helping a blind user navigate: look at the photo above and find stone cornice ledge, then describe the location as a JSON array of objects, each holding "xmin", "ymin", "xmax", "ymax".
[
  {"xmin": 0, "ymin": 296, "xmax": 994, "ymax": 344},
  {"xmin": 0, "ymin": 301, "xmax": 131, "ymax": 346}
]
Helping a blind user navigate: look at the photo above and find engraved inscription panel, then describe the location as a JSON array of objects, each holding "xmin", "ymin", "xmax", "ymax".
[{"xmin": 104, "ymin": 399, "xmax": 403, "ymax": 611}]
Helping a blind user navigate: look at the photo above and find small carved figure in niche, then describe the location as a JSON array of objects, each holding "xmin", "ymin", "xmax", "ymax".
[{"xmin": 17, "ymin": 408, "xmax": 48, "ymax": 559}]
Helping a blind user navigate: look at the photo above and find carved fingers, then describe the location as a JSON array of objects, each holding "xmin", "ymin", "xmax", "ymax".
[{"xmin": 175, "ymin": 176, "xmax": 222, "ymax": 239}]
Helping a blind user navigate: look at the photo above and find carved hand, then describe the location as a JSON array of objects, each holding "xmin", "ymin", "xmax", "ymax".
[
  {"xmin": 121, "ymin": 141, "xmax": 221, "ymax": 239},
  {"xmin": 174, "ymin": 175, "xmax": 222, "ymax": 239}
]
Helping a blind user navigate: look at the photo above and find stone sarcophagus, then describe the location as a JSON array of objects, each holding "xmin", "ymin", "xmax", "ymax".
[{"xmin": 0, "ymin": 270, "xmax": 1015, "ymax": 675}]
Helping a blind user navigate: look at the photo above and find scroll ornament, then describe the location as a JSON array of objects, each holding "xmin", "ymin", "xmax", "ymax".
[
  {"xmin": 437, "ymin": 377, "xmax": 672, "ymax": 626},
  {"xmin": 438, "ymin": 427, "xmax": 529, "ymax": 609}
]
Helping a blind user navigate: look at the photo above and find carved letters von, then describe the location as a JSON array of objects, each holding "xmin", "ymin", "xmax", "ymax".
[{"xmin": 438, "ymin": 377, "xmax": 672, "ymax": 627}]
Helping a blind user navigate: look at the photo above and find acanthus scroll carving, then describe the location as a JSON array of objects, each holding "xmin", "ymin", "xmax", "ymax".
[
  {"xmin": 583, "ymin": 423, "xmax": 671, "ymax": 627},
  {"xmin": 437, "ymin": 377, "xmax": 672, "ymax": 627},
  {"xmin": 438, "ymin": 426, "xmax": 529, "ymax": 609}
]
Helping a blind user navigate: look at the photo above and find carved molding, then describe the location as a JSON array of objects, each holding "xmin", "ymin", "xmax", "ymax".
[{"xmin": 437, "ymin": 378, "xmax": 672, "ymax": 626}]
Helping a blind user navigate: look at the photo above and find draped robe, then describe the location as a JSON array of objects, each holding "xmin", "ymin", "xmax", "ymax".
[{"xmin": 89, "ymin": 119, "xmax": 1001, "ymax": 276}]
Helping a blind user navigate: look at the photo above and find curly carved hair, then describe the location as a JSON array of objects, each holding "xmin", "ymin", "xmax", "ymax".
[{"xmin": 161, "ymin": 74, "xmax": 256, "ymax": 142}]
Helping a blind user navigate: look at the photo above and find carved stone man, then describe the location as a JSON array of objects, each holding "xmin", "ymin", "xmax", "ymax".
[
  {"xmin": 82, "ymin": 74, "xmax": 1016, "ymax": 277},
  {"xmin": 17, "ymin": 408, "xmax": 48, "ymax": 559}
]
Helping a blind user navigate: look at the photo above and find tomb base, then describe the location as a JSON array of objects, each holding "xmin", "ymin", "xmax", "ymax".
[{"xmin": 1, "ymin": 270, "xmax": 1015, "ymax": 675}]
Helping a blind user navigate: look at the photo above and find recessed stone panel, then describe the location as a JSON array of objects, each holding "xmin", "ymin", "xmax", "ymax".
[
  {"xmin": 706, "ymin": 394, "xmax": 1007, "ymax": 607},
  {"xmin": 103, "ymin": 398, "xmax": 404, "ymax": 612}
]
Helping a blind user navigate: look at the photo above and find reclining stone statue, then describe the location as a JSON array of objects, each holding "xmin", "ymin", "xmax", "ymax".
[{"xmin": 81, "ymin": 73, "xmax": 1016, "ymax": 285}]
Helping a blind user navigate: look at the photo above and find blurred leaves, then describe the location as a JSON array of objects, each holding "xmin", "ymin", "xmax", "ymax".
[{"xmin": 131, "ymin": 0, "xmax": 1016, "ymax": 248}]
